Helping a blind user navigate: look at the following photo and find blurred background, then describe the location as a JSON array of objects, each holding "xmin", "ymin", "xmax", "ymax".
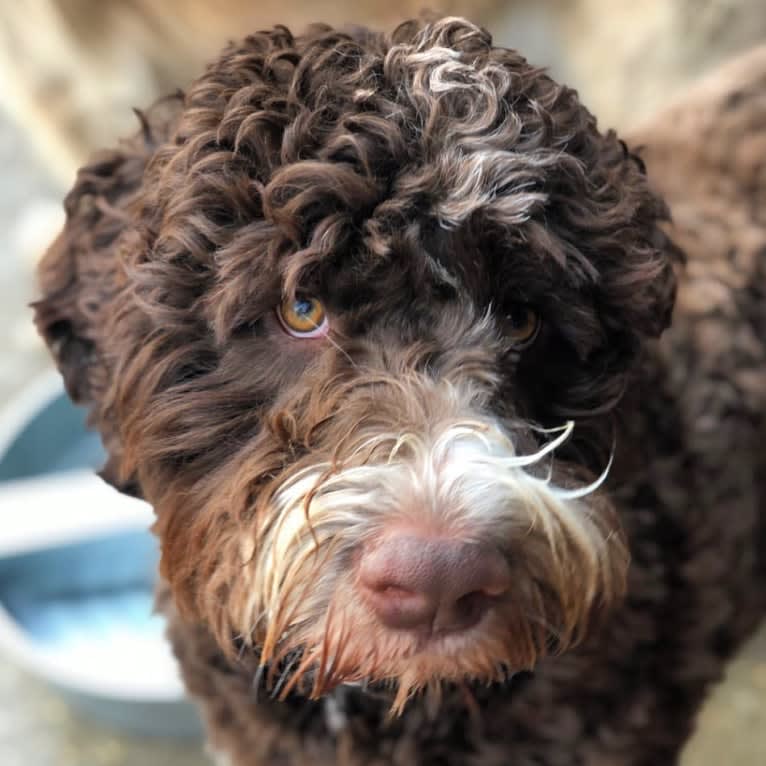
[{"xmin": 1, "ymin": 1, "xmax": 765, "ymax": 764}]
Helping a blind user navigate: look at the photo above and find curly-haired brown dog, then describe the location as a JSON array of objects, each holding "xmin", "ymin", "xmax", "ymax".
[{"xmin": 33, "ymin": 17, "xmax": 766, "ymax": 766}]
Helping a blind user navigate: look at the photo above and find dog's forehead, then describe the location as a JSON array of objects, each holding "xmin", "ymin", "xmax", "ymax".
[
  {"xmin": 247, "ymin": 27, "xmax": 591, "ymax": 308},
  {"xmin": 299, "ymin": 213, "xmax": 507, "ymax": 316},
  {"xmin": 157, "ymin": 17, "xmax": 667, "ymax": 354},
  {"xmin": 299, "ymin": 198, "xmax": 559, "ymax": 319}
]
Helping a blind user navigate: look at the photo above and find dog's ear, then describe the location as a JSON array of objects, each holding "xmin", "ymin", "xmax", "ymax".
[
  {"xmin": 33, "ymin": 94, "xmax": 184, "ymax": 492},
  {"xmin": 616, "ymin": 141, "xmax": 685, "ymax": 341},
  {"xmin": 34, "ymin": 158, "xmax": 125, "ymax": 406},
  {"xmin": 32, "ymin": 151, "xmax": 142, "ymax": 493},
  {"xmin": 631, "ymin": 214, "xmax": 684, "ymax": 340},
  {"xmin": 591, "ymin": 139, "xmax": 684, "ymax": 345}
]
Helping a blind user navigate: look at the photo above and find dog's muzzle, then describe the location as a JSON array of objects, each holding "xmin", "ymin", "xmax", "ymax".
[{"xmin": 229, "ymin": 380, "xmax": 627, "ymax": 711}]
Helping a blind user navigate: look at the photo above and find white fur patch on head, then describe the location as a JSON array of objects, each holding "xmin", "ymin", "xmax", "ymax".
[
  {"xmin": 434, "ymin": 148, "xmax": 550, "ymax": 228},
  {"xmin": 382, "ymin": 18, "xmax": 561, "ymax": 228}
]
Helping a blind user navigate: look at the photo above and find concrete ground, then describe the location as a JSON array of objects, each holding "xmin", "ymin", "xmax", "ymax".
[
  {"xmin": 0, "ymin": 664, "xmax": 209, "ymax": 766},
  {"xmin": 1, "ymin": 43, "xmax": 765, "ymax": 766}
]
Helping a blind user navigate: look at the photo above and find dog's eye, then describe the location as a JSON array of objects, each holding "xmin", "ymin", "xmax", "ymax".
[
  {"xmin": 277, "ymin": 297, "xmax": 328, "ymax": 338},
  {"xmin": 504, "ymin": 306, "xmax": 540, "ymax": 347}
]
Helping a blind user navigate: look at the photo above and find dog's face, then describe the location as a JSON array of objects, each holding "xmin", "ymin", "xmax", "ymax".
[{"xmin": 46, "ymin": 19, "xmax": 678, "ymax": 711}]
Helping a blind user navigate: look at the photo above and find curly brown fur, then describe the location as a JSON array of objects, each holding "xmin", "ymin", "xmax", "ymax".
[{"xmin": 35, "ymin": 18, "xmax": 766, "ymax": 766}]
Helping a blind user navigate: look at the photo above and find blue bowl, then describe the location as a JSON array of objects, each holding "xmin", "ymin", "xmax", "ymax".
[
  {"xmin": 0, "ymin": 375, "xmax": 102, "ymax": 481},
  {"xmin": 0, "ymin": 372, "xmax": 202, "ymax": 737}
]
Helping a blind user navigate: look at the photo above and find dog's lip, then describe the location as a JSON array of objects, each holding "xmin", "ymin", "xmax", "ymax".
[{"xmin": 375, "ymin": 613, "xmax": 492, "ymax": 654}]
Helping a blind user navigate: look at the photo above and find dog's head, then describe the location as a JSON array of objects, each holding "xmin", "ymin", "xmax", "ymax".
[{"xmin": 37, "ymin": 18, "xmax": 678, "ymax": 712}]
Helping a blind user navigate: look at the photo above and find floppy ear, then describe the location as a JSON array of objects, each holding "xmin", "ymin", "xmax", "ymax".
[
  {"xmin": 32, "ymin": 94, "xmax": 184, "ymax": 492},
  {"xmin": 631, "ymin": 201, "xmax": 684, "ymax": 340},
  {"xmin": 621, "ymin": 144, "xmax": 685, "ymax": 341},
  {"xmin": 34, "ymin": 155, "xmax": 126, "ymax": 405}
]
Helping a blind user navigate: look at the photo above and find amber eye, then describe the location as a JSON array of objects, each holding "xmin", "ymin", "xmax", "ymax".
[
  {"xmin": 277, "ymin": 296, "xmax": 328, "ymax": 337},
  {"xmin": 505, "ymin": 306, "xmax": 540, "ymax": 347}
]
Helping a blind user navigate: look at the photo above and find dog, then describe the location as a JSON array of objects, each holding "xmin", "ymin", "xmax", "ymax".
[{"xmin": 33, "ymin": 17, "xmax": 766, "ymax": 766}]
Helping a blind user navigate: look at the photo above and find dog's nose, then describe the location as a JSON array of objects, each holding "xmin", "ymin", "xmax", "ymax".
[{"xmin": 358, "ymin": 535, "xmax": 511, "ymax": 633}]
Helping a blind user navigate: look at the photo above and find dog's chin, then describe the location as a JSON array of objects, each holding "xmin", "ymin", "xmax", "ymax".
[
  {"xmin": 253, "ymin": 636, "xmax": 527, "ymax": 717},
  {"xmin": 249, "ymin": 602, "xmax": 555, "ymax": 715}
]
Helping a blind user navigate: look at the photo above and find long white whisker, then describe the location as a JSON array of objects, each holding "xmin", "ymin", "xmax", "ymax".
[
  {"xmin": 488, "ymin": 419, "xmax": 575, "ymax": 467},
  {"xmin": 326, "ymin": 331, "xmax": 358, "ymax": 370},
  {"xmin": 551, "ymin": 449, "xmax": 614, "ymax": 500},
  {"xmin": 528, "ymin": 422, "xmax": 575, "ymax": 435}
]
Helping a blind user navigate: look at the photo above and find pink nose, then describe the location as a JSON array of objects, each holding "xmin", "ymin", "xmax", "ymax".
[{"xmin": 358, "ymin": 535, "xmax": 511, "ymax": 633}]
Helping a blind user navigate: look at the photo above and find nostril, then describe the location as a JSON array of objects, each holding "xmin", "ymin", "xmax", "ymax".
[
  {"xmin": 456, "ymin": 590, "xmax": 487, "ymax": 616},
  {"xmin": 363, "ymin": 585, "xmax": 438, "ymax": 631},
  {"xmin": 373, "ymin": 584, "xmax": 420, "ymax": 603},
  {"xmin": 433, "ymin": 590, "xmax": 491, "ymax": 633}
]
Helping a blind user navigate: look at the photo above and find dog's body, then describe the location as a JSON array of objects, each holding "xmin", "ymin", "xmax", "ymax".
[{"xmin": 34, "ymin": 20, "xmax": 766, "ymax": 766}]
